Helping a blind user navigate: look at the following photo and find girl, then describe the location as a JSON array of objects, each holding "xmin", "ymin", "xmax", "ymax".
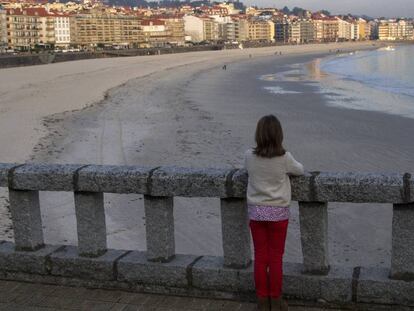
[{"xmin": 244, "ymin": 115, "xmax": 304, "ymax": 311}]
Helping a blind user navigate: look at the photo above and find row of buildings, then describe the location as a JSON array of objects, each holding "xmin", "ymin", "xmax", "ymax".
[{"xmin": 0, "ymin": 1, "xmax": 413, "ymax": 52}]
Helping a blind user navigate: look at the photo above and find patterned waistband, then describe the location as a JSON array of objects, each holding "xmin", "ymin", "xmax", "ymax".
[{"xmin": 247, "ymin": 205, "xmax": 290, "ymax": 222}]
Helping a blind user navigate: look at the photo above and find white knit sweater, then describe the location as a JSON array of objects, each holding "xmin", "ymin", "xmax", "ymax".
[{"xmin": 244, "ymin": 149, "xmax": 304, "ymax": 207}]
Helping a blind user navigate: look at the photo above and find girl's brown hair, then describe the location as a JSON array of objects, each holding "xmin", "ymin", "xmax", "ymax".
[{"xmin": 253, "ymin": 115, "xmax": 286, "ymax": 158}]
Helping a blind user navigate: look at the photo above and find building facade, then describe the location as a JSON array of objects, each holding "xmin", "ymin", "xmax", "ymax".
[
  {"xmin": 141, "ymin": 19, "xmax": 171, "ymax": 47},
  {"xmin": 337, "ymin": 18, "xmax": 352, "ymax": 41},
  {"xmin": 70, "ymin": 11, "xmax": 143, "ymax": 47},
  {"xmin": 247, "ymin": 18, "xmax": 274, "ymax": 41},
  {"xmin": 6, "ymin": 8, "xmax": 43, "ymax": 50},
  {"xmin": 0, "ymin": 6, "xmax": 7, "ymax": 51},
  {"xmin": 159, "ymin": 15, "xmax": 185, "ymax": 46},
  {"xmin": 38, "ymin": 12, "xmax": 55, "ymax": 47},
  {"xmin": 183, "ymin": 15, "xmax": 218, "ymax": 42},
  {"xmin": 378, "ymin": 20, "xmax": 414, "ymax": 40},
  {"xmin": 232, "ymin": 16, "xmax": 248, "ymax": 42},
  {"xmin": 54, "ymin": 14, "xmax": 71, "ymax": 47},
  {"xmin": 275, "ymin": 20, "xmax": 289, "ymax": 43}
]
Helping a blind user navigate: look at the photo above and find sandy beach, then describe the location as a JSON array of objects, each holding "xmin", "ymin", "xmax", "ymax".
[{"xmin": 1, "ymin": 41, "xmax": 407, "ymax": 269}]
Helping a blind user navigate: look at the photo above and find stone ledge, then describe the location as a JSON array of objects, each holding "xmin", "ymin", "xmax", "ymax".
[
  {"xmin": 49, "ymin": 245, "xmax": 127, "ymax": 281},
  {"xmin": 314, "ymin": 172, "xmax": 406, "ymax": 203},
  {"xmin": 1, "ymin": 162, "xmax": 413, "ymax": 204},
  {"xmin": 192, "ymin": 256, "xmax": 254, "ymax": 292},
  {"xmin": 0, "ymin": 246, "xmax": 412, "ymax": 307},
  {"xmin": 10, "ymin": 164, "xmax": 86, "ymax": 191},
  {"xmin": 150, "ymin": 166, "xmax": 232, "ymax": 197},
  {"xmin": 0, "ymin": 163, "xmax": 19, "ymax": 187},
  {"xmin": 283, "ymin": 262, "xmax": 353, "ymax": 303},
  {"xmin": 231, "ymin": 169, "xmax": 247, "ymax": 198},
  {"xmin": 291, "ymin": 172, "xmax": 313, "ymax": 202},
  {"xmin": 358, "ymin": 266, "xmax": 414, "ymax": 306},
  {"xmin": 117, "ymin": 251, "xmax": 198, "ymax": 288},
  {"xmin": 76, "ymin": 165, "xmax": 154, "ymax": 193},
  {"xmin": 0, "ymin": 242, "xmax": 60, "ymax": 275}
]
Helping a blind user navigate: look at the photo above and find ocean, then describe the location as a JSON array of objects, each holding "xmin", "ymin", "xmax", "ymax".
[
  {"xmin": 317, "ymin": 44, "xmax": 414, "ymax": 119},
  {"xmin": 261, "ymin": 44, "xmax": 414, "ymax": 119}
]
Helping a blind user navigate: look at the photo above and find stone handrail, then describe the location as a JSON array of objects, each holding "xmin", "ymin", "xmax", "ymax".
[{"xmin": 0, "ymin": 163, "xmax": 413, "ymax": 308}]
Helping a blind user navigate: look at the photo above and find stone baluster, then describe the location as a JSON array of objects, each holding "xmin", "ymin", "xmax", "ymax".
[
  {"xmin": 390, "ymin": 203, "xmax": 414, "ymax": 281},
  {"xmin": 74, "ymin": 192, "xmax": 107, "ymax": 257},
  {"xmin": 144, "ymin": 195, "xmax": 175, "ymax": 262},
  {"xmin": 8, "ymin": 189, "xmax": 44, "ymax": 251},
  {"xmin": 299, "ymin": 201, "xmax": 330, "ymax": 275},
  {"xmin": 220, "ymin": 198, "xmax": 251, "ymax": 269}
]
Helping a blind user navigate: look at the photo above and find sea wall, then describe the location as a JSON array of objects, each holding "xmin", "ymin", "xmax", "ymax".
[
  {"xmin": 0, "ymin": 163, "xmax": 413, "ymax": 308},
  {"xmin": 0, "ymin": 45, "xmax": 226, "ymax": 69}
]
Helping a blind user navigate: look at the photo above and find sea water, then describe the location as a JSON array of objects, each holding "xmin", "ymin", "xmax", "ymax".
[
  {"xmin": 318, "ymin": 44, "xmax": 414, "ymax": 118},
  {"xmin": 261, "ymin": 44, "xmax": 414, "ymax": 119}
]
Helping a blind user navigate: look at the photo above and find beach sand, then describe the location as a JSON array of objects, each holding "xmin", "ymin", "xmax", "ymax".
[{"xmin": 1, "ymin": 41, "xmax": 404, "ymax": 269}]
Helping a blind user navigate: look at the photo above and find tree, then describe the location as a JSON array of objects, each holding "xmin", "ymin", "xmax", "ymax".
[
  {"xmin": 292, "ymin": 6, "xmax": 306, "ymax": 16},
  {"xmin": 320, "ymin": 10, "xmax": 331, "ymax": 16},
  {"xmin": 282, "ymin": 6, "xmax": 290, "ymax": 14}
]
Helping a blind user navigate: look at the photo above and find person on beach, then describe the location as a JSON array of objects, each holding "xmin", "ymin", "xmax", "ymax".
[{"xmin": 244, "ymin": 115, "xmax": 304, "ymax": 311}]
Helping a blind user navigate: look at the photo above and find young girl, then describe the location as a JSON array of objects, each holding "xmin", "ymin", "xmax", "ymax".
[{"xmin": 244, "ymin": 115, "xmax": 304, "ymax": 311}]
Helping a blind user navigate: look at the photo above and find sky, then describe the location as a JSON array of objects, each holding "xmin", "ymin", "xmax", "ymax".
[{"xmin": 242, "ymin": 0, "xmax": 414, "ymax": 18}]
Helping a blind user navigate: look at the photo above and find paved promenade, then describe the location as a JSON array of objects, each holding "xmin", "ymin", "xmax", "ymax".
[{"xmin": 0, "ymin": 280, "xmax": 343, "ymax": 311}]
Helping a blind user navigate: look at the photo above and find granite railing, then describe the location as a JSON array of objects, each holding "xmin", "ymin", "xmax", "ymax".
[{"xmin": 0, "ymin": 163, "xmax": 413, "ymax": 308}]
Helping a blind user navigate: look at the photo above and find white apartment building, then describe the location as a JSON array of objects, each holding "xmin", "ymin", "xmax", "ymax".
[
  {"xmin": 54, "ymin": 14, "xmax": 71, "ymax": 47},
  {"xmin": 386, "ymin": 20, "xmax": 413, "ymax": 40},
  {"xmin": 289, "ymin": 19, "xmax": 314, "ymax": 44},
  {"xmin": 183, "ymin": 15, "xmax": 218, "ymax": 42},
  {"xmin": 351, "ymin": 22, "xmax": 360, "ymax": 40},
  {"xmin": 184, "ymin": 15, "xmax": 204, "ymax": 42},
  {"xmin": 337, "ymin": 18, "xmax": 352, "ymax": 41},
  {"xmin": 0, "ymin": 7, "xmax": 7, "ymax": 51},
  {"xmin": 290, "ymin": 21, "xmax": 300, "ymax": 43}
]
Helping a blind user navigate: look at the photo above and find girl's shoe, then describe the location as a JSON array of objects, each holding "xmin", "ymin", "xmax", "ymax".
[
  {"xmin": 257, "ymin": 297, "xmax": 270, "ymax": 311},
  {"xmin": 270, "ymin": 297, "xmax": 289, "ymax": 311}
]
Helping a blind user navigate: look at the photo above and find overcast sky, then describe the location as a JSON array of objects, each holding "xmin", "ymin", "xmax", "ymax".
[{"xmin": 242, "ymin": 0, "xmax": 414, "ymax": 18}]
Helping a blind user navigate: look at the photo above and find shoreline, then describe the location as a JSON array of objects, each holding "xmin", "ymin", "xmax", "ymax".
[{"xmin": 0, "ymin": 41, "xmax": 388, "ymax": 70}]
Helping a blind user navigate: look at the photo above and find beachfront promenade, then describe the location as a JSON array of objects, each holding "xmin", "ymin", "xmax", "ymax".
[{"xmin": 0, "ymin": 163, "xmax": 413, "ymax": 310}]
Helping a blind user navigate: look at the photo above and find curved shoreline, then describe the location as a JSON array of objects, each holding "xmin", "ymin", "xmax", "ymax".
[{"xmin": 0, "ymin": 41, "xmax": 377, "ymax": 164}]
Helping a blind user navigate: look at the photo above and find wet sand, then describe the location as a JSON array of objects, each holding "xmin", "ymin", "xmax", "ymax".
[{"xmin": 1, "ymin": 41, "xmax": 403, "ymax": 268}]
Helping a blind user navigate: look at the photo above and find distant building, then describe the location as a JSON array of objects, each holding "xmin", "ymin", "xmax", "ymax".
[
  {"xmin": 275, "ymin": 19, "xmax": 289, "ymax": 43},
  {"xmin": 70, "ymin": 11, "xmax": 144, "ymax": 48},
  {"xmin": 199, "ymin": 5, "xmax": 228, "ymax": 16},
  {"xmin": 312, "ymin": 14, "xmax": 339, "ymax": 42},
  {"xmin": 158, "ymin": 15, "xmax": 185, "ymax": 46},
  {"xmin": 369, "ymin": 20, "xmax": 379, "ymax": 39},
  {"xmin": 232, "ymin": 15, "xmax": 248, "ymax": 42},
  {"xmin": 295, "ymin": 19, "xmax": 314, "ymax": 43},
  {"xmin": 357, "ymin": 18, "xmax": 369, "ymax": 40},
  {"xmin": 247, "ymin": 18, "xmax": 274, "ymax": 42},
  {"xmin": 141, "ymin": 19, "xmax": 171, "ymax": 47},
  {"xmin": 378, "ymin": 19, "xmax": 414, "ymax": 40},
  {"xmin": 54, "ymin": 13, "xmax": 71, "ymax": 47},
  {"xmin": 0, "ymin": 6, "xmax": 7, "ymax": 51},
  {"xmin": 183, "ymin": 15, "xmax": 219, "ymax": 42},
  {"xmin": 6, "ymin": 8, "xmax": 46, "ymax": 50},
  {"xmin": 337, "ymin": 17, "xmax": 352, "ymax": 41}
]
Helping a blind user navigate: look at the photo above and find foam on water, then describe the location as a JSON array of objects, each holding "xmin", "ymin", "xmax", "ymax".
[{"xmin": 263, "ymin": 86, "xmax": 302, "ymax": 94}]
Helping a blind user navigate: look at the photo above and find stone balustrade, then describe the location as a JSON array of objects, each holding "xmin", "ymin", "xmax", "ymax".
[{"xmin": 0, "ymin": 163, "xmax": 413, "ymax": 307}]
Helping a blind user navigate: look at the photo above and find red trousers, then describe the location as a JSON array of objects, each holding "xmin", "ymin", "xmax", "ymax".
[{"xmin": 249, "ymin": 219, "xmax": 289, "ymax": 298}]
